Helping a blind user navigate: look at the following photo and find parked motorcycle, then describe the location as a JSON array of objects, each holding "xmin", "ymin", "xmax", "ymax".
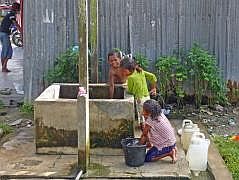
[{"xmin": 10, "ymin": 25, "xmax": 23, "ymax": 47}]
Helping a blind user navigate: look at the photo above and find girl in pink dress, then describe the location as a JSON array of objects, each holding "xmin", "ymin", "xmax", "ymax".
[{"xmin": 140, "ymin": 99, "xmax": 177, "ymax": 163}]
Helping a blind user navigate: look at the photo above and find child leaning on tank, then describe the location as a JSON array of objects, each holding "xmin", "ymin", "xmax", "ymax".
[{"xmin": 107, "ymin": 49, "xmax": 128, "ymax": 98}]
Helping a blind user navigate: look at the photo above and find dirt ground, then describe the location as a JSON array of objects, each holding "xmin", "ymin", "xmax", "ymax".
[{"xmin": 169, "ymin": 104, "xmax": 239, "ymax": 138}]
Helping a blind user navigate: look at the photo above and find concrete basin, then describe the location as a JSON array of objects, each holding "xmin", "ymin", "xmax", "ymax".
[{"xmin": 34, "ymin": 83, "xmax": 135, "ymax": 154}]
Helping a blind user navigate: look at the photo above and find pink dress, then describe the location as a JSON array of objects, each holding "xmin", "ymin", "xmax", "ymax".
[{"xmin": 145, "ymin": 113, "xmax": 176, "ymax": 150}]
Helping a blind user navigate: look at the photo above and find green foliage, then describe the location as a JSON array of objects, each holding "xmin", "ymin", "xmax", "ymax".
[
  {"xmin": 185, "ymin": 43, "xmax": 227, "ymax": 107},
  {"xmin": 213, "ymin": 136, "xmax": 239, "ymax": 179},
  {"xmin": 155, "ymin": 56, "xmax": 187, "ymax": 107},
  {"xmin": 155, "ymin": 43, "xmax": 227, "ymax": 108},
  {"xmin": 112, "ymin": 48, "xmax": 121, "ymax": 53},
  {"xmin": 19, "ymin": 103, "xmax": 34, "ymax": 116},
  {"xmin": 46, "ymin": 48, "xmax": 79, "ymax": 84},
  {"xmin": 0, "ymin": 123, "xmax": 13, "ymax": 135},
  {"xmin": 134, "ymin": 53, "xmax": 149, "ymax": 70}
]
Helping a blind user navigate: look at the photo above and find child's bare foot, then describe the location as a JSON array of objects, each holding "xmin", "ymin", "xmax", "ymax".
[
  {"xmin": 169, "ymin": 147, "xmax": 177, "ymax": 164},
  {"xmin": 169, "ymin": 148, "xmax": 177, "ymax": 163}
]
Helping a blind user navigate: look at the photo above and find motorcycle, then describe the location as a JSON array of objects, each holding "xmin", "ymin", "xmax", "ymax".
[{"xmin": 10, "ymin": 25, "xmax": 23, "ymax": 47}]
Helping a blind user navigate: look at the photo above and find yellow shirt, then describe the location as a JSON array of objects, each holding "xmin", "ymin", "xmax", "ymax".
[{"xmin": 127, "ymin": 70, "xmax": 157, "ymax": 99}]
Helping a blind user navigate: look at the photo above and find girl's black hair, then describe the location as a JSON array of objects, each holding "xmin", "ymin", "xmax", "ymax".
[
  {"xmin": 120, "ymin": 56, "xmax": 142, "ymax": 73},
  {"xmin": 107, "ymin": 49, "xmax": 122, "ymax": 61},
  {"xmin": 143, "ymin": 99, "xmax": 162, "ymax": 120}
]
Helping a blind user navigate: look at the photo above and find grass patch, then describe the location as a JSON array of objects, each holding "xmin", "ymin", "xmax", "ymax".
[
  {"xmin": 213, "ymin": 135, "xmax": 239, "ymax": 179},
  {"xmin": 0, "ymin": 123, "xmax": 13, "ymax": 135},
  {"xmin": 19, "ymin": 103, "xmax": 33, "ymax": 115}
]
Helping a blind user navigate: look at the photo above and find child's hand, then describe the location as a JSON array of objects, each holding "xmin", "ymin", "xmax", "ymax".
[{"xmin": 150, "ymin": 88, "xmax": 157, "ymax": 96}]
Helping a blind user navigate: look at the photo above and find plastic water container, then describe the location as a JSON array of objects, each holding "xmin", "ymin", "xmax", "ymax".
[
  {"xmin": 181, "ymin": 122, "xmax": 200, "ymax": 151},
  {"xmin": 186, "ymin": 132, "xmax": 210, "ymax": 176},
  {"xmin": 178, "ymin": 119, "xmax": 194, "ymax": 136},
  {"xmin": 121, "ymin": 138, "xmax": 146, "ymax": 167},
  {"xmin": 182, "ymin": 119, "xmax": 194, "ymax": 128}
]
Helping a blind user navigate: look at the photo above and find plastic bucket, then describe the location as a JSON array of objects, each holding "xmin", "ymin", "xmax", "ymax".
[{"xmin": 121, "ymin": 138, "xmax": 146, "ymax": 167}]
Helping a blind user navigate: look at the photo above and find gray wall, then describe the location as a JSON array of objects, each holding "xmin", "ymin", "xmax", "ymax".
[
  {"xmin": 98, "ymin": 0, "xmax": 239, "ymax": 82},
  {"xmin": 23, "ymin": 0, "xmax": 78, "ymax": 101},
  {"xmin": 24, "ymin": 0, "xmax": 239, "ymax": 100}
]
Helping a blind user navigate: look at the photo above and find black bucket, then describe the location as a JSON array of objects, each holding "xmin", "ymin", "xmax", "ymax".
[{"xmin": 121, "ymin": 138, "xmax": 146, "ymax": 167}]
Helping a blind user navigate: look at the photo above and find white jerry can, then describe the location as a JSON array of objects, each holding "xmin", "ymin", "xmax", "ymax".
[
  {"xmin": 186, "ymin": 132, "xmax": 210, "ymax": 176},
  {"xmin": 181, "ymin": 122, "xmax": 200, "ymax": 151}
]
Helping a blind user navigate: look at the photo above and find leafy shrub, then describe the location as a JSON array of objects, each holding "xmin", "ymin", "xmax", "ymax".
[
  {"xmin": 213, "ymin": 136, "xmax": 239, "ymax": 179},
  {"xmin": 155, "ymin": 43, "xmax": 227, "ymax": 108},
  {"xmin": 155, "ymin": 56, "xmax": 187, "ymax": 106},
  {"xmin": 46, "ymin": 48, "xmax": 79, "ymax": 84},
  {"xmin": 19, "ymin": 103, "xmax": 34, "ymax": 117},
  {"xmin": 185, "ymin": 43, "xmax": 227, "ymax": 107},
  {"xmin": 134, "ymin": 53, "xmax": 149, "ymax": 70}
]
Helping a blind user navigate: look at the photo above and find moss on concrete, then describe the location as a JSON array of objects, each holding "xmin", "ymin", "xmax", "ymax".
[
  {"xmin": 88, "ymin": 163, "xmax": 110, "ymax": 176},
  {"xmin": 90, "ymin": 119, "xmax": 134, "ymax": 148},
  {"xmin": 36, "ymin": 118, "xmax": 78, "ymax": 147}
]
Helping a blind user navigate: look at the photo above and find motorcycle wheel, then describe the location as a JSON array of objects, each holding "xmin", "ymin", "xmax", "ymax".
[{"xmin": 12, "ymin": 32, "xmax": 23, "ymax": 47}]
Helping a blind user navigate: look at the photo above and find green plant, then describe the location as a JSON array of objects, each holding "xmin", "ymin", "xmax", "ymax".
[
  {"xmin": 0, "ymin": 123, "xmax": 13, "ymax": 135},
  {"xmin": 46, "ymin": 47, "xmax": 79, "ymax": 84},
  {"xmin": 19, "ymin": 103, "xmax": 34, "ymax": 116},
  {"xmin": 185, "ymin": 43, "xmax": 227, "ymax": 107},
  {"xmin": 213, "ymin": 136, "xmax": 239, "ymax": 179},
  {"xmin": 155, "ymin": 56, "xmax": 187, "ymax": 107},
  {"xmin": 134, "ymin": 53, "xmax": 149, "ymax": 70}
]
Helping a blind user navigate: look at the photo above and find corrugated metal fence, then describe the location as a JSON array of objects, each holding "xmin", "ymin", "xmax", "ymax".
[
  {"xmin": 24, "ymin": 0, "xmax": 239, "ymax": 100},
  {"xmin": 98, "ymin": 0, "xmax": 239, "ymax": 82},
  {"xmin": 24, "ymin": 0, "xmax": 78, "ymax": 100}
]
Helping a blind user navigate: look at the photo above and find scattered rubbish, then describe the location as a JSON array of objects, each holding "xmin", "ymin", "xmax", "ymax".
[
  {"xmin": 9, "ymin": 99, "xmax": 21, "ymax": 107},
  {"xmin": 215, "ymin": 104, "xmax": 224, "ymax": 111},
  {"xmin": 0, "ymin": 88, "xmax": 11, "ymax": 95},
  {"xmin": 228, "ymin": 121, "xmax": 236, "ymax": 126},
  {"xmin": 230, "ymin": 135, "xmax": 239, "ymax": 141},
  {"xmin": 223, "ymin": 134, "xmax": 229, "ymax": 138},
  {"xmin": 232, "ymin": 107, "xmax": 239, "ymax": 115},
  {"xmin": 8, "ymin": 119, "xmax": 22, "ymax": 126},
  {"xmin": 208, "ymin": 127, "xmax": 213, "ymax": 134},
  {"xmin": 200, "ymin": 109, "xmax": 213, "ymax": 116},
  {"xmin": 228, "ymin": 118, "xmax": 236, "ymax": 126}
]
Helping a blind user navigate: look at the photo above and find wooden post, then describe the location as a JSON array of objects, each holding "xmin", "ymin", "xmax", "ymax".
[
  {"xmin": 78, "ymin": 0, "xmax": 90, "ymax": 173},
  {"xmin": 89, "ymin": 0, "xmax": 98, "ymax": 82}
]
